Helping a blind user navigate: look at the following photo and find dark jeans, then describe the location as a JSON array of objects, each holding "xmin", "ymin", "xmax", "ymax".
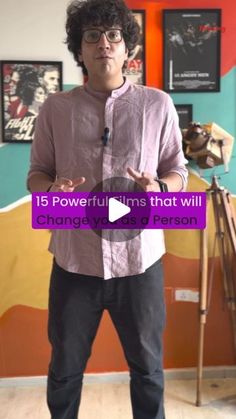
[{"xmin": 47, "ymin": 259, "xmax": 166, "ymax": 419}]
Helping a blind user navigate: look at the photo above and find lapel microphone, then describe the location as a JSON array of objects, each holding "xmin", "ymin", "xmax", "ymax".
[{"xmin": 101, "ymin": 127, "xmax": 110, "ymax": 146}]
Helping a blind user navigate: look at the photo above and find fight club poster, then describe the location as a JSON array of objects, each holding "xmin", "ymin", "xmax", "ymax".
[
  {"xmin": 1, "ymin": 61, "xmax": 62, "ymax": 142},
  {"xmin": 163, "ymin": 9, "xmax": 221, "ymax": 92}
]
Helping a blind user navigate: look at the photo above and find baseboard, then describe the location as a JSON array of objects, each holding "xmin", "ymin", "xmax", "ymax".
[
  {"xmin": 164, "ymin": 366, "xmax": 236, "ymax": 380},
  {"xmin": 0, "ymin": 366, "xmax": 235, "ymax": 388}
]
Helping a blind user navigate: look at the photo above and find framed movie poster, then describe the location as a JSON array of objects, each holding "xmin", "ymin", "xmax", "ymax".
[
  {"xmin": 123, "ymin": 10, "xmax": 146, "ymax": 85},
  {"xmin": 163, "ymin": 9, "xmax": 221, "ymax": 92},
  {"xmin": 175, "ymin": 104, "xmax": 193, "ymax": 129},
  {"xmin": 1, "ymin": 60, "xmax": 63, "ymax": 142}
]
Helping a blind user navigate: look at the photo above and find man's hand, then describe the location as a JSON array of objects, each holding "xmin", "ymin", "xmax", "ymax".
[
  {"xmin": 127, "ymin": 167, "xmax": 160, "ymax": 192},
  {"xmin": 49, "ymin": 177, "xmax": 86, "ymax": 192}
]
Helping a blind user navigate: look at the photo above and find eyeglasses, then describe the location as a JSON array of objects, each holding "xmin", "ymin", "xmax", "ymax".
[{"xmin": 82, "ymin": 29, "xmax": 123, "ymax": 44}]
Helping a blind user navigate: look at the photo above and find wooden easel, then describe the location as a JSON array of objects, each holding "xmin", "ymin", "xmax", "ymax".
[{"xmin": 196, "ymin": 175, "xmax": 236, "ymax": 406}]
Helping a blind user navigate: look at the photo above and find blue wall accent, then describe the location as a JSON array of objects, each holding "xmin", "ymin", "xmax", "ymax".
[{"xmin": 0, "ymin": 144, "xmax": 30, "ymax": 207}]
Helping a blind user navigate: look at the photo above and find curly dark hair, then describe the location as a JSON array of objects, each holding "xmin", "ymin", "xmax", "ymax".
[
  {"xmin": 20, "ymin": 81, "xmax": 46, "ymax": 106},
  {"xmin": 15, "ymin": 68, "xmax": 39, "ymax": 104},
  {"xmin": 65, "ymin": 0, "xmax": 140, "ymax": 75}
]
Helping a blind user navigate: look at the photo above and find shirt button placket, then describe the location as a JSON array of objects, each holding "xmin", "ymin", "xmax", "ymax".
[{"xmin": 102, "ymin": 97, "xmax": 115, "ymax": 279}]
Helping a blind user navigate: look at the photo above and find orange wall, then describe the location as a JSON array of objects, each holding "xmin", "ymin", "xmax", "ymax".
[{"xmin": 1, "ymin": 254, "xmax": 234, "ymax": 377}]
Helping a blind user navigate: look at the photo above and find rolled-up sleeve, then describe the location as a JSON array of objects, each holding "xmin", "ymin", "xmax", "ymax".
[
  {"xmin": 26, "ymin": 96, "xmax": 56, "ymax": 191},
  {"xmin": 158, "ymin": 95, "xmax": 188, "ymax": 191}
]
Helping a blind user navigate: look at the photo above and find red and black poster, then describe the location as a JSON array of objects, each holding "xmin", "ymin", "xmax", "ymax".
[
  {"xmin": 1, "ymin": 61, "xmax": 62, "ymax": 142},
  {"xmin": 123, "ymin": 10, "xmax": 146, "ymax": 85}
]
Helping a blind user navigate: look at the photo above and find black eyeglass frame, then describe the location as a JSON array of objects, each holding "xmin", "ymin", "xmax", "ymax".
[{"xmin": 82, "ymin": 29, "xmax": 123, "ymax": 44}]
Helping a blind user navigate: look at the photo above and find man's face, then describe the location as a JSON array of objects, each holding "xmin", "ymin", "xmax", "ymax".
[
  {"xmin": 9, "ymin": 71, "xmax": 20, "ymax": 96},
  {"xmin": 42, "ymin": 70, "xmax": 59, "ymax": 94},
  {"xmin": 79, "ymin": 26, "xmax": 128, "ymax": 82}
]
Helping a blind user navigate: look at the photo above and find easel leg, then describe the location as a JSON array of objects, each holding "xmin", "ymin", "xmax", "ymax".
[
  {"xmin": 196, "ymin": 195, "xmax": 209, "ymax": 406},
  {"xmin": 196, "ymin": 227, "xmax": 208, "ymax": 406}
]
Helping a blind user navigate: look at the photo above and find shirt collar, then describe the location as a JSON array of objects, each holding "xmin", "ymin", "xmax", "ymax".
[{"xmin": 84, "ymin": 77, "xmax": 131, "ymax": 99}]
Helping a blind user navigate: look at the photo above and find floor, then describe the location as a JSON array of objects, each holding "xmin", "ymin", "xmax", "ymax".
[{"xmin": 0, "ymin": 378, "xmax": 236, "ymax": 419}]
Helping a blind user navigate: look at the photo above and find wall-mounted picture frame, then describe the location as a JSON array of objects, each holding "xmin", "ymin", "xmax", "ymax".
[
  {"xmin": 1, "ymin": 60, "xmax": 63, "ymax": 143},
  {"xmin": 163, "ymin": 9, "xmax": 221, "ymax": 92},
  {"xmin": 175, "ymin": 104, "xmax": 193, "ymax": 129},
  {"xmin": 123, "ymin": 10, "xmax": 146, "ymax": 85}
]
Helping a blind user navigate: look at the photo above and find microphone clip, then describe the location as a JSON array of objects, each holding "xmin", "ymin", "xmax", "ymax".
[{"xmin": 101, "ymin": 127, "xmax": 110, "ymax": 146}]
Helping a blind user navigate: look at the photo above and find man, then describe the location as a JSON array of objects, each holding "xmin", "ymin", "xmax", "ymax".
[
  {"xmin": 39, "ymin": 65, "xmax": 60, "ymax": 95},
  {"xmin": 27, "ymin": 1, "xmax": 188, "ymax": 418}
]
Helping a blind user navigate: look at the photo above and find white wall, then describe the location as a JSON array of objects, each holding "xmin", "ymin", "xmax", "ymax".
[{"xmin": 0, "ymin": 0, "xmax": 83, "ymax": 85}]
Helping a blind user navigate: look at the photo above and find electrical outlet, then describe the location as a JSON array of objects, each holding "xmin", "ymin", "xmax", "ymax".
[{"xmin": 175, "ymin": 289, "xmax": 199, "ymax": 303}]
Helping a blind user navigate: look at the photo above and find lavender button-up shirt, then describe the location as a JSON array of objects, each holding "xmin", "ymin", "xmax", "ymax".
[{"xmin": 27, "ymin": 79, "xmax": 188, "ymax": 279}]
